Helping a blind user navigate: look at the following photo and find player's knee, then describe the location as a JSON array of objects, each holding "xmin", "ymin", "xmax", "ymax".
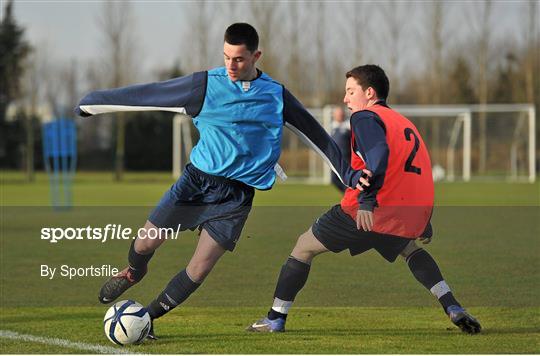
[
  {"xmin": 290, "ymin": 249, "xmax": 314, "ymax": 264},
  {"xmin": 399, "ymin": 240, "xmax": 422, "ymax": 261},
  {"xmin": 186, "ymin": 263, "xmax": 211, "ymax": 282},
  {"xmin": 291, "ymin": 229, "xmax": 326, "ymax": 264},
  {"xmin": 137, "ymin": 222, "xmax": 168, "ymax": 252},
  {"xmin": 134, "ymin": 238, "xmax": 160, "ymax": 255},
  {"xmin": 186, "ymin": 258, "xmax": 217, "ymax": 282},
  {"xmin": 290, "ymin": 249, "xmax": 315, "ymax": 264}
]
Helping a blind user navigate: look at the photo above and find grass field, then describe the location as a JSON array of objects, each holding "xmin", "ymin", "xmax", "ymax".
[{"xmin": 1, "ymin": 171, "xmax": 539, "ymax": 354}]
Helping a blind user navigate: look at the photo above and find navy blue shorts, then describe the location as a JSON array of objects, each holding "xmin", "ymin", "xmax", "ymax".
[
  {"xmin": 312, "ymin": 205, "xmax": 412, "ymax": 262},
  {"xmin": 148, "ymin": 164, "xmax": 254, "ymax": 251}
]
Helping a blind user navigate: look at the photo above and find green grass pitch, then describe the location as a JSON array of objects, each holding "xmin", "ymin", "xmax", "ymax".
[{"xmin": 1, "ymin": 171, "xmax": 539, "ymax": 353}]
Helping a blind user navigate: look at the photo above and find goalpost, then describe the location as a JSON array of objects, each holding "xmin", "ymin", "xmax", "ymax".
[
  {"xmin": 466, "ymin": 104, "xmax": 536, "ymax": 183},
  {"xmin": 172, "ymin": 104, "xmax": 536, "ymax": 183}
]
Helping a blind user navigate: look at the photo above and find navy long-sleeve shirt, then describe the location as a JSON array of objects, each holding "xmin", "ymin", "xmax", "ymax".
[{"xmin": 350, "ymin": 101, "xmax": 389, "ymax": 211}]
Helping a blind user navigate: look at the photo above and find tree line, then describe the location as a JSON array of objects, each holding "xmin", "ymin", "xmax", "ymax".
[{"xmin": 1, "ymin": 0, "xmax": 538, "ymax": 180}]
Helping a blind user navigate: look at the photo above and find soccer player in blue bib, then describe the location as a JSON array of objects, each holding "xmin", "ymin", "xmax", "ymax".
[{"xmin": 76, "ymin": 23, "xmax": 366, "ymax": 339}]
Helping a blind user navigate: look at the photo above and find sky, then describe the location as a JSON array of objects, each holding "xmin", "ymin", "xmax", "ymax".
[
  {"xmin": 10, "ymin": 1, "xmax": 531, "ymax": 64},
  {"xmin": 11, "ymin": 1, "xmax": 187, "ymax": 75},
  {"xmin": 4, "ymin": 0, "xmax": 535, "ymax": 93}
]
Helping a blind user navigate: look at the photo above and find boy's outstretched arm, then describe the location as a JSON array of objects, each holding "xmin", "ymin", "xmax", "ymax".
[{"xmin": 75, "ymin": 72, "xmax": 207, "ymax": 118}]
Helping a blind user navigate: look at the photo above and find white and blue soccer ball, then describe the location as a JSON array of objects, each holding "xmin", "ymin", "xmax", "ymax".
[
  {"xmin": 432, "ymin": 164, "xmax": 446, "ymax": 182},
  {"xmin": 103, "ymin": 300, "xmax": 151, "ymax": 345}
]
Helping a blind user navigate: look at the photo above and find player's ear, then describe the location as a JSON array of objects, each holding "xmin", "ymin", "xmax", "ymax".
[
  {"xmin": 366, "ymin": 87, "xmax": 376, "ymax": 100},
  {"xmin": 252, "ymin": 50, "xmax": 262, "ymax": 62}
]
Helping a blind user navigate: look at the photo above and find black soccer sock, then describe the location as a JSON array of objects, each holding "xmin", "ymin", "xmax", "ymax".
[
  {"xmin": 146, "ymin": 269, "xmax": 201, "ymax": 320},
  {"xmin": 406, "ymin": 248, "xmax": 461, "ymax": 313},
  {"xmin": 267, "ymin": 256, "xmax": 311, "ymax": 320},
  {"xmin": 128, "ymin": 240, "xmax": 154, "ymax": 280}
]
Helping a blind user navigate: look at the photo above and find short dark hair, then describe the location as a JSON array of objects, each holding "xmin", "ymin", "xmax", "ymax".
[
  {"xmin": 346, "ymin": 65, "xmax": 390, "ymax": 100},
  {"xmin": 224, "ymin": 23, "xmax": 259, "ymax": 52}
]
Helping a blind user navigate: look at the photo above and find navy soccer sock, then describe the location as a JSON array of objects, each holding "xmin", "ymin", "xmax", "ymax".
[
  {"xmin": 128, "ymin": 240, "xmax": 154, "ymax": 280},
  {"xmin": 406, "ymin": 248, "xmax": 461, "ymax": 313},
  {"xmin": 267, "ymin": 256, "xmax": 311, "ymax": 320},
  {"xmin": 146, "ymin": 269, "xmax": 201, "ymax": 320}
]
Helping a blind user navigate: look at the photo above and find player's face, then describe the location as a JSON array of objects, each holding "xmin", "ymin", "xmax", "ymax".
[
  {"xmin": 343, "ymin": 77, "xmax": 375, "ymax": 113},
  {"xmin": 223, "ymin": 42, "xmax": 261, "ymax": 82}
]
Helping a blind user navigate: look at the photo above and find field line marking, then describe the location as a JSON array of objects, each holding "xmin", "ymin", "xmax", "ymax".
[{"xmin": 0, "ymin": 329, "xmax": 140, "ymax": 354}]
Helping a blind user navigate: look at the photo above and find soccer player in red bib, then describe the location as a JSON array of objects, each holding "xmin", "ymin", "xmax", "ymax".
[{"xmin": 248, "ymin": 65, "xmax": 481, "ymax": 334}]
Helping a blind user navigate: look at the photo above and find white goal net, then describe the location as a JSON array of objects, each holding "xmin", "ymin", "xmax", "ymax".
[
  {"xmin": 173, "ymin": 104, "xmax": 536, "ymax": 184},
  {"xmin": 393, "ymin": 104, "xmax": 536, "ymax": 183}
]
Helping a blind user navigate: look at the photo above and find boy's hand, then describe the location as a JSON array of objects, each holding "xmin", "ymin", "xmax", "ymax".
[{"xmin": 356, "ymin": 169, "xmax": 373, "ymax": 191}]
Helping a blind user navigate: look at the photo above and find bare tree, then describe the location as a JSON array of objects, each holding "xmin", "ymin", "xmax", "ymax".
[
  {"xmin": 348, "ymin": 1, "xmax": 368, "ymax": 68},
  {"xmin": 375, "ymin": 2, "xmax": 411, "ymax": 103},
  {"xmin": 425, "ymin": 1, "xmax": 445, "ymax": 165},
  {"xmin": 98, "ymin": 1, "xmax": 137, "ymax": 181},
  {"xmin": 294, "ymin": 1, "xmax": 327, "ymax": 105},
  {"xmin": 41, "ymin": 59, "xmax": 63, "ymax": 118},
  {"xmin": 313, "ymin": 1, "xmax": 326, "ymax": 106},
  {"xmin": 180, "ymin": 1, "xmax": 219, "ymax": 72},
  {"xmin": 478, "ymin": 0, "xmax": 492, "ymax": 174},
  {"xmin": 22, "ymin": 41, "xmax": 64, "ymax": 182},
  {"xmin": 285, "ymin": 1, "xmax": 302, "ymax": 172},
  {"xmin": 426, "ymin": 1, "xmax": 445, "ymax": 104},
  {"xmin": 63, "ymin": 59, "xmax": 79, "ymax": 118},
  {"xmin": 284, "ymin": 2, "xmax": 307, "ymax": 97},
  {"xmin": 249, "ymin": 1, "xmax": 282, "ymax": 76},
  {"xmin": 77, "ymin": 59, "xmax": 102, "ymax": 157},
  {"xmin": 467, "ymin": 0, "xmax": 493, "ymax": 174},
  {"xmin": 194, "ymin": 0, "xmax": 210, "ymax": 70},
  {"xmin": 524, "ymin": 0, "xmax": 538, "ymax": 104},
  {"xmin": 323, "ymin": 2, "xmax": 355, "ymax": 104}
]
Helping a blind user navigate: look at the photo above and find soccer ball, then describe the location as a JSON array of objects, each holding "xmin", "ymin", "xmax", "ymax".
[
  {"xmin": 103, "ymin": 300, "xmax": 151, "ymax": 345},
  {"xmin": 432, "ymin": 164, "xmax": 446, "ymax": 182}
]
